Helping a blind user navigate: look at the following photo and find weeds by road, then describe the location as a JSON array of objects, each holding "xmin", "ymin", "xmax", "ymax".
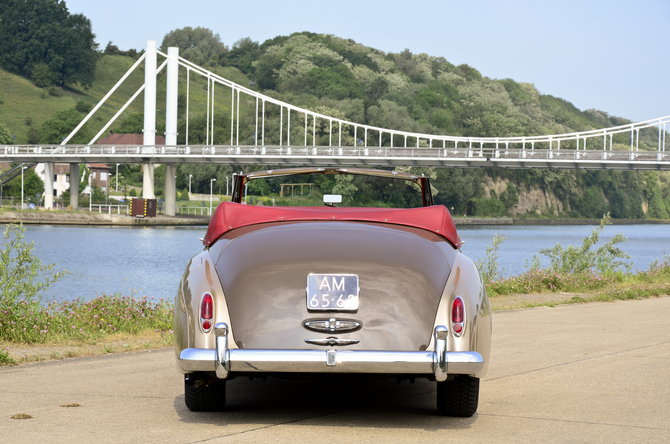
[{"xmin": 2, "ymin": 216, "xmax": 669, "ymax": 366}]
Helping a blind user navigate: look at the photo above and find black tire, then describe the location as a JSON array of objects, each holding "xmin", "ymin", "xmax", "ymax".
[
  {"xmin": 436, "ymin": 375, "xmax": 479, "ymax": 417},
  {"xmin": 184, "ymin": 379, "xmax": 227, "ymax": 412}
]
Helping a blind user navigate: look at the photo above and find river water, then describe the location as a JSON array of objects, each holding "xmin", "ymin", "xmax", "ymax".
[{"xmin": 8, "ymin": 223, "xmax": 670, "ymax": 303}]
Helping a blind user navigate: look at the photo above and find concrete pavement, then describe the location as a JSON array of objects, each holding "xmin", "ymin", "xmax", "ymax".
[{"xmin": 1, "ymin": 297, "xmax": 669, "ymax": 443}]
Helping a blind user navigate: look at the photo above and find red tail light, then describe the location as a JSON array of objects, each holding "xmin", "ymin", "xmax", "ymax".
[
  {"xmin": 452, "ymin": 296, "xmax": 465, "ymax": 337},
  {"xmin": 201, "ymin": 293, "xmax": 213, "ymax": 332}
]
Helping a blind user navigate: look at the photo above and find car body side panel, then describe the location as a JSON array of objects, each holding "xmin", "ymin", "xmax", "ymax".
[
  {"xmin": 212, "ymin": 222, "xmax": 451, "ymax": 352},
  {"xmin": 426, "ymin": 251, "xmax": 491, "ymax": 378},
  {"xmin": 174, "ymin": 248, "xmax": 238, "ymax": 372}
]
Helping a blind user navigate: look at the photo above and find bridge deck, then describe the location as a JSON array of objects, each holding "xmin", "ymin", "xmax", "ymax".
[{"xmin": 3, "ymin": 145, "xmax": 669, "ymax": 170}]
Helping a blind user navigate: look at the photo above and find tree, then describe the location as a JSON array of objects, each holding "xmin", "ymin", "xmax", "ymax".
[
  {"xmin": 161, "ymin": 27, "xmax": 228, "ymax": 66},
  {"xmin": 0, "ymin": 0, "xmax": 99, "ymax": 87},
  {"xmin": 27, "ymin": 128, "xmax": 40, "ymax": 144},
  {"xmin": 30, "ymin": 63, "xmax": 53, "ymax": 88},
  {"xmin": 116, "ymin": 113, "xmax": 144, "ymax": 134},
  {"xmin": 644, "ymin": 172, "xmax": 669, "ymax": 219},
  {"xmin": 220, "ymin": 37, "xmax": 259, "ymax": 75},
  {"xmin": 39, "ymin": 109, "xmax": 92, "ymax": 145},
  {"xmin": 0, "ymin": 122, "xmax": 13, "ymax": 144},
  {"xmin": 2, "ymin": 166, "xmax": 44, "ymax": 199}
]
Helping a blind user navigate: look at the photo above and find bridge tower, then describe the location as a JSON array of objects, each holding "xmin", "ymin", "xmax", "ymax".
[
  {"xmin": 142, "ymin": 41, "xmax": 178, "ymax": 215},
  {"xmin": 142, "ymin": 40, "xmax": 157, "ymax": 200},
  {"xmin": 164, "ymin": 46, "xmax": 179, "ymax": 216}
]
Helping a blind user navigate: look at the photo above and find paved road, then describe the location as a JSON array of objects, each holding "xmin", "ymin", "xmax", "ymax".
[{"xmin": 1, "ymin": 297, "xmax": 669, "ymax": 443}]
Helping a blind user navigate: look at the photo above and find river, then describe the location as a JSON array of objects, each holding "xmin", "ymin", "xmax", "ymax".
[{"xmin": 7, "ymin": 223, "xmax": 670, "ymax": 303}]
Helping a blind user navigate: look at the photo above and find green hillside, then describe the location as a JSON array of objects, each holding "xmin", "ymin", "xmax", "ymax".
[
  {"xmin": 1, "ymin": 26, "xmax": 668, "ymax": 219},
  {"xmin": 0, "ymin": 54, "xmax": 255, "ymax": 144}
]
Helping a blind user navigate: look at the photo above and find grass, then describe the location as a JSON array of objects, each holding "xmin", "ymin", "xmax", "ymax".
[
  {"xmin": 0, "ymin": 293, "xmax": 173, "ymax": 344},
  {"xmin": 486, "ymin": 254, "xmax": 670, "ymax": 310},
  {"xmin": 487, "ymin": 254, "xmax": 670, "ymax": 297},
  {"xmin": 0, "ymin": 55, "xmax": 253, "ymax": 144}
]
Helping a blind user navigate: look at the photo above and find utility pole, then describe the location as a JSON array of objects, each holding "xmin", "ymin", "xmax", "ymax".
[{"xmin": 21, "ymin": 166, "xmax": 27, "ymax": 209}]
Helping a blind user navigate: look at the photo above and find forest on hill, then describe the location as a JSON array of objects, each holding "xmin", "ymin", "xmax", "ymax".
[{"xmin": 0, "ymin": 2, "xmax": 668, "ymax": 219}]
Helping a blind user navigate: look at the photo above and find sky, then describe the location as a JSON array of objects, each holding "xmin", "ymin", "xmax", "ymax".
[{"xmin": 65, "ymin": 0, "xmax": 669, "ymax": 123}]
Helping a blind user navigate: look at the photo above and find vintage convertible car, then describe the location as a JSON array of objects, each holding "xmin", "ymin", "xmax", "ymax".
[{"xmin": 174, "ymin": 167, "xmax": 491, "ymax": 416}]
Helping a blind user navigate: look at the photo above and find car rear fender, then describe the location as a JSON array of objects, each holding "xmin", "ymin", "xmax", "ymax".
[
  {"xmin": 174, "ymin": 247, "xmax": 238, "ymax": 372},
  {"xmin": 427, "ymin": 250, "xmax": 492, "ymax": 378}
]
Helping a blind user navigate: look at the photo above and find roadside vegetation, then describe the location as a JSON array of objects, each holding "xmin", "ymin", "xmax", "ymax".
[
  {"xmin": 2, "ymin": 215, "xmax": 669, "ymax": 367},
  {"xmin": 0, "ymin": 223, "xmax": 173, "ymax": 365},
  {"xmin": 477, "ymin": 214, "xmax": 670, "ymax": 306}
]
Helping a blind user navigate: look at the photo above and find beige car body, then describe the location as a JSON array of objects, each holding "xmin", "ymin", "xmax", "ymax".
[{"xmin": 174, "ymin": 168, "xmax": 491, "ymax": 415}]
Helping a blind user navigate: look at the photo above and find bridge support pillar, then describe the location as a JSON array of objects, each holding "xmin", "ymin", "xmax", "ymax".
[
  {"xmin": 142, "ymin": 40, "xmax": 157, "ymax": 200},
  {"xmin": 163, "ymin": 46, "xmax": 179, "ymax": 216},
  {"xmin": 164, "ymin": 165, "xmax": 176, "ymax": 216},
  {"xmin": 69, "ymin": 163, "xmax": 79, "ymax": 209},
  {"xmin": 142, "ymin": 164, "xmax": 155, "ymax": 199},
  {"xmin": 44, "ymin": 162, "xmax": 54, "ymax": 209}
]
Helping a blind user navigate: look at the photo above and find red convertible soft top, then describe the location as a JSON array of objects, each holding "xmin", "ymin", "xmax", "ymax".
[{"xmin": 203, "ymin": 202, "xmax": 462, "ymax": 248}]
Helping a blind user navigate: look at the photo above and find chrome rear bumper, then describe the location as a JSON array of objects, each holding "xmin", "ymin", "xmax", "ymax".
[{"xmin": 177, "ymin": 323, "xmax": 483, "ymax": 380}]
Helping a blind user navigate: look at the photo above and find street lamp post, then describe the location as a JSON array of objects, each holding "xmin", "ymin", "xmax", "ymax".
[
  {"xmin": 226, "ymin": 176, "xmax": 229, "ymax": 196},
  {"xmin": 189, "ymin": 175, "xmax": 193, "ymax": 195},
  {"xmin": 116, "ymin": 164, "xmax": 119, "ymax": 192},
  {"xmin": 210, "ymin": 178, "xmax": 216, "ymax": 216},
  {"xmin": 21, "ymin": 166, "xmax": 27, "ymax": 209}
]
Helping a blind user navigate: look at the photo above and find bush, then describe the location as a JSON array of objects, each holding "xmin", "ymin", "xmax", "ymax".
[
  {"xmin": 75, "ymin": 100, "xmax": 92, "ymax": 113},
  {"xmin": 91, "ymin": 186, "xmax": 105, "ymax": 204},
  {"xmin": 129, "ymin": 188, "xmax": 137, "ymax": 197},
  {"xmin": 475, "ymin": 233, "xmax": 505, "ymax": 282},
  {"xmin": 179, "ymin": 188, "xmax": 190, "ymax": 201},
  {"xmin": 30, "ymin": 63, "xmax": 52, "ymax": 88},
  {"xmin": 27, "ymin": 128, "xmax": 40, "ymax": 144},
  {"xmin": 47, "ymin": 86, "xmax": 63, "ymax": 97},
  {"xmin": 24, "ymin": 117, "xmax": 32, "ymax": 126},
  {"xmin": 532, "ymin": 213, "xmax": 631, "ymax": 275},
  {"xmin": 0, "ymin": 122, "xmax": 13, "ymax": 144},
  {"xmin": 0, "ymin": 224, "xmax": 65, "ymax": 309},
  {"xmin": 39, "ymin": 108, "xmax": 92, "ymax": 144}
]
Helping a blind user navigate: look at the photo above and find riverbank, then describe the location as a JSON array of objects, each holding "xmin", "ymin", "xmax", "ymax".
[
  {"xmin": 0, "ymin": 211, "xmax": 209, "ymax": 226},
  {"xmin": 3, "ymin": 210, "xmax": 669, "ymax": 226}
]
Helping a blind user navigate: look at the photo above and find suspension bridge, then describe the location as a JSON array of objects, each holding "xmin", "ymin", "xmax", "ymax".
[{"xmin": 1, "ymin": 41, "xmax": 668, "ymax": 214}]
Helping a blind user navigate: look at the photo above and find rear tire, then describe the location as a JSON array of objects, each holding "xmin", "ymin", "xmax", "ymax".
[
  {"xmin": 184, "ymin": 379, "xmax": 227, "ymax": 412},
  {"xmin": 437, "ymin": 375, "xmax": 479, "ymax": 417}
]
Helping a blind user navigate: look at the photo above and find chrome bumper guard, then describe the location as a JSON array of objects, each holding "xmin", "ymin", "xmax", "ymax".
[{"xmin": 178, "ymin": 323, "xmax": 483, "ymax": 381}]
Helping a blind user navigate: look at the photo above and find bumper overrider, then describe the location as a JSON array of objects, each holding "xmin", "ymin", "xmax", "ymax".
[{"xmin": 178, "ymin": 324, "xmax": 483, "ymax": 381}]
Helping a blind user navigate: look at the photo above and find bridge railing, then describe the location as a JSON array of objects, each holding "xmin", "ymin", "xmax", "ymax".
[
  {"xmin": 3, "ymin": 144, "xmax": 669, "ymax": 162},
  {"xmin": 88, "ymin": 204, "xmax": 129, "ymax": 215},
  {"xmin": 176, "ymin": 206, "xmax": 212, "ymax": 216}
]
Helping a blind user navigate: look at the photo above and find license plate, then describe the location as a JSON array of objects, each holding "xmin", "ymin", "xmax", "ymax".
[{"xmin": 306, "ymin": 274, "xmax": 359, "ymax": 311}]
